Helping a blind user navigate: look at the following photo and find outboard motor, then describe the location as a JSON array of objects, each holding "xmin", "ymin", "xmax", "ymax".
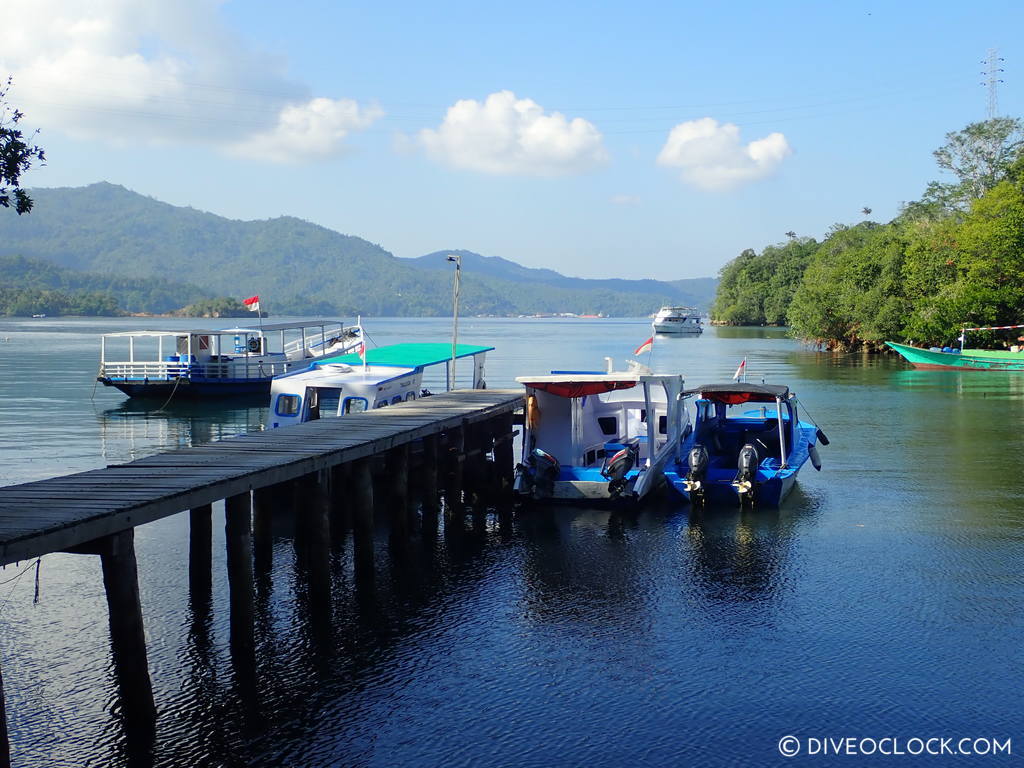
[
  {"xmin": 682, "ymin": 444, "xmax": 709, "ymax": 499},
  {"xmin": 732, "ymin": 443, "xmax": 761, "ymax": 500},
  {"xmin": 516, "ymin": 448, "xmax": 560, "ymax": 499},
  {"xmin": 601, "ymin": 442, "xmax": 639, "ymax": 498}
]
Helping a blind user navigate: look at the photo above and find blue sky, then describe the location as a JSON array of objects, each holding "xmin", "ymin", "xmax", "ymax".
[{"xmin": 2, "ymin": 1, "xmax": 1021, "ymax": 280}]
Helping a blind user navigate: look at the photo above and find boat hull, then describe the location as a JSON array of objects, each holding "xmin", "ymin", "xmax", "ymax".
[
  {"xmin": 885, "ymin": 341, "xmax": 1024, "ymax": 371},
  {"xmin": 653, "ymin": 324, "xmax": 703, "ymax": 335},
  {"xmin": 99, "ymin": 377, "xmax": 271, "ymax": 399},
  {"xmin": 664, "ymin": 467, "xmax": 797, "ymax": 507}
]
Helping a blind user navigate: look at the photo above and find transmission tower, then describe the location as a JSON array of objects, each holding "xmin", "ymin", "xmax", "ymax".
[{"xmin": 980, "ymin": 48, "xmax": 1004, "ymax": 119}]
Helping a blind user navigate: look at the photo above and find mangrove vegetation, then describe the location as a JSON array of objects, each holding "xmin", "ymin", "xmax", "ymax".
[{"xmin": 710, "ymin": 117, "xmax": 1024, "ymax": 349}]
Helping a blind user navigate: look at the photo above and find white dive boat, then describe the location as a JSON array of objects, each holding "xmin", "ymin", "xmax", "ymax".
[
  {"xmin": 268, "ymin": 342, "xmax": 493, "ymax": 428},
  {"xmin": 513, "ymin": 359, "xmax": 689, "ymax": 503},
  {"xmin": 97, "ymin": 320, "xmax": 363, "ymax": 399},
  {"xmin": 652, "ymin": 306, "xmax": 703, "ymax": 335}
]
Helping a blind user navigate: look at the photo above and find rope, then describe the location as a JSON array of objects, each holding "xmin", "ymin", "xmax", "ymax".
[
  {"xmin": 154, "ymin": 375, "xmax": 184, "ymax": 412},
  {"xmin": 0, "ymin": 559, "xmax": 42, "ymax": 617}
]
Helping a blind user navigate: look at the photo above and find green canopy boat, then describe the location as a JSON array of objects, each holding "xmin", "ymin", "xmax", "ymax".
[{"xmin": 886, "ymin": 323, "xmax": 1024, "ymax": 371}]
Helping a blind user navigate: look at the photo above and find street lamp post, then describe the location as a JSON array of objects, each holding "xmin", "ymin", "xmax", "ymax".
[{"xmin": 447, "ymin": 254, "xmax": 462, "ymax": 391}]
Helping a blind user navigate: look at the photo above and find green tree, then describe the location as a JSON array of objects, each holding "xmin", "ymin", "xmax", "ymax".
[
  {"xmin": 0, "ymin": 77, "xmax": 45, "ymax": 214},
  {"xmin": 924, "ymin": 117, "xmax": 1024, "ymax": 209}
]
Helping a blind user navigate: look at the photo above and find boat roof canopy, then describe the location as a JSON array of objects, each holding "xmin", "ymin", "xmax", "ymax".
[
  {"xmin": 102, "ymin": 320, "xmax": 353, "ymax": 337},
  {"xmin": 687, "ymin": 382, "xmax": 790, "ymax": 404},
  {"xmin": 315, "ymin": 342, "xmax": 493, "ymax": 370},
  {"xmin": 517, "ymin": 373, "xmax": 639, "ymax": 398}
]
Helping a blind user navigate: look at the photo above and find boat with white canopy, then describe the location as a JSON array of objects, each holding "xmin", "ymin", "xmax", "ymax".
[{"xmin": 97, "ymin": 319, "xmax": 363, "ymax": 399}]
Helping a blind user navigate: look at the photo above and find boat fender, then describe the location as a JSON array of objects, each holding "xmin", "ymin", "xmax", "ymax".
[
  {"xmin": 526, "ymin": 394, "xmax": 541, "ymax": 429},
  {"xmin": 808, "ymin": 443, "xmax": 822, "ymax": 471},
  {"xmin": 815, "ymin": 428, "xmax": 830, "ymax": 446}
]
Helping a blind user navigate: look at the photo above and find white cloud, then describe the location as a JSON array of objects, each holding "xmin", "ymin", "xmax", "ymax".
[
  {"xmin": 656, "ymin": 117, "xmax": 791, "ymax": 190},
  {"xmin": 610, "ymin": 194, "xmax": 640, "ymax": 205},
  {"xmin": 419, "ymin": 90, "xmax": 608, "ymax": 176},
  {"xmin": 231, "ymin": 98, "xmax": 383, "ymax": 163},
  {"xmin": 0, "ymin": 0, "xmax": 380, "ymax": 162}
]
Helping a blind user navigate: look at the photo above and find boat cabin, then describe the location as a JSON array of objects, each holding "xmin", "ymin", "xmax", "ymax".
[
  {"xmin": 515, "ymin": 362, "xmax": 689, "ymax": 501},
  {"xmin": 686, "ymin": 383, "xmax": 796, "ymax": 469},
  {"xmin": 269, "ymin": 342, "xmax": 492, "ymax": 428}
]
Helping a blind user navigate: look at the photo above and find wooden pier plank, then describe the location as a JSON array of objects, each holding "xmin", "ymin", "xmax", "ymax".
[{"xmin": 0, "ymin": 390, "xmax": 522, "ymax": 565}]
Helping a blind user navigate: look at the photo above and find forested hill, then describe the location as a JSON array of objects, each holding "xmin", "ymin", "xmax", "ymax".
[
  {"xmin": 710, "ymin": 117, "xmax": 1024, "ymax": 350},
  {"xmin": 0, "ymin": 183, "xmax": 716, "ymax": 316}
]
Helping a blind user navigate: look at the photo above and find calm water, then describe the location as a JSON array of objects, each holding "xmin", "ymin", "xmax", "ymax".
[{"xmin": 0, "ymin": 316, "xmax": 1021, "ymax": 767}]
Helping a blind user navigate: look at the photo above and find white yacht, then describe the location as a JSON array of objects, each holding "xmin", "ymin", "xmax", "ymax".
[{"xmin": 652, "ymin": 306, "xmax": 703, "ymax": 335}]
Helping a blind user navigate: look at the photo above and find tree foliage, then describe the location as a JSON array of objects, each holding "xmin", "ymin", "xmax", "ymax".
[
  {"xmin": 710, "ymin": 118, "xmax": 1024, "ymax": 350},
  {"xmin": 0, "ymin": 77, "xmax": 45, "ymax": 214},
  {"xmin": 0, "ymin": 183, "xmax": 718, "ymax": 317}
]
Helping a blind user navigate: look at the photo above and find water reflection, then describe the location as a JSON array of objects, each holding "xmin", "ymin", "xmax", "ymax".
[{"xmin": 98, "ymin": 400, "xmax": 267, "ymax": 463}]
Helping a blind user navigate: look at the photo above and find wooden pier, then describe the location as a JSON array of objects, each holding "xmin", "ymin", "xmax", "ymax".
[{"xmin": 0, "ymin": 388, "xmax": 523, "ymax": 765}]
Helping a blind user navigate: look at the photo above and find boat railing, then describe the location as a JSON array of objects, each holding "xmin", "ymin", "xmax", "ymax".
[{"xmin": 100, "ymin": 359, "xmax": 297, "ymax": 381}]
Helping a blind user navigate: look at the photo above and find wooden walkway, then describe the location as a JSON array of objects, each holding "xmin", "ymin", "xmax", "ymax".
[{"xmin": 0, "ymin": 388, "xmax": 523, "ymax": 566}]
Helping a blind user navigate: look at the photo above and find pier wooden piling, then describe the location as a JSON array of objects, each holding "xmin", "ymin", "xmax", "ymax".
[{"xmin": 0, "ymin": 389, "xmax": 522, "ymax": 757}]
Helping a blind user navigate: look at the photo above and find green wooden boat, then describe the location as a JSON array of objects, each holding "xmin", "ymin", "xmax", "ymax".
[{"xmin": 885, "ymin": 341, "xmax": 1024, "ymax": 371}]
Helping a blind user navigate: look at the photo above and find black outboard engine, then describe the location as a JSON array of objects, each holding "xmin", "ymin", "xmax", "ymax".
[
  {"xmin": 682, "ymin": 444, "xmax": 709, "ymax": 499},
  {"xmin": 517, "ymin": 448, "xmax": 559, "ymax": 499},
  {"xmin": 732, "ymin": 442, "xmax": 761, "ymax": 501},
  {"xmin": 601, "ymin": 442, "xmax": 639, "ymax": 498}
]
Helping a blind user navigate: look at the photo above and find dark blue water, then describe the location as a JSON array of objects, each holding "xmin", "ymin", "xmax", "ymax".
[{"xmin": 0, "ymin": 317, "xmax": 1021, "ymax": 766}]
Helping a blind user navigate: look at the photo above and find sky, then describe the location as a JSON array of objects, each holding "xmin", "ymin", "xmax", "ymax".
[{"xmin": 2, "ymin": 0, "xmax": 1022, "ymax": 281}]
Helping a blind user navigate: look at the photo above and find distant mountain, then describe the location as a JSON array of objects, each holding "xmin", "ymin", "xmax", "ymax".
[
  {"xmin": 0, "ymin": 183, "xmax": 717, "ymax": 316},
  {"xmin": 409, "ymin": 250, "xmax": 717, "ymax": 307}
]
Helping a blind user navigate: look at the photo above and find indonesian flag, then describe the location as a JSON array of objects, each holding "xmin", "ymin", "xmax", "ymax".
[
  {"xmin": 243, "ymin": 295, "xmax": 260, "ymax": 312},
  {"xmin": 732, "ymin": 357, "xmax": 747, "ymax": 380},
  {"xmin": 634, "ymin": 337, "xmax": 654, "ymax": 356}
]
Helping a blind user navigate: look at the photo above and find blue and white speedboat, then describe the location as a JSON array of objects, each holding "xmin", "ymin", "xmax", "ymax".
[
  {"xmin": 514, "ymin": 360, "xmax": 688, "ymax": 503},
  {"xmin": 663, "ymin": 383, "xmax": 825, "ymax": 506}
]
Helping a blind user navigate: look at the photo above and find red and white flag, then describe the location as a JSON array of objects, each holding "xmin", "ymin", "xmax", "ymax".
[
  {"xmin": 357, "ymin": 342, "xmax": 366, "ymax": 362},
  {"xmin": 732, "ymin": 357, "xmax": 747, "ymax": 381},
  {"xmin": 242, "ymin": 295, "xmax": 260, "ymax": 312},
  {"xmin": 634, "ymin": 337, "xmax": 654, "ymax": 356}
]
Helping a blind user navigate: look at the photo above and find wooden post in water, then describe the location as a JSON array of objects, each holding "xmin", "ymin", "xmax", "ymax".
[
  {"xmin": 330, "ymin": 462, "xmax": 353, "ymax": 537},
  {"xmin": 494, "ymin": 411, "xmax": 515, "ymax": 492},
  {"xmin": 352, "ymin": 458, "xmax": 375, "ymax": 579},
  {"xmin": 225, "ymin": 492, "xmax": 255, "ymax": 654},
  {"xmin": 99, "ymin": 530, "xmax": 157, "ymax": 731},
  {"xmin": 446, "ymin": 425, "xmax": 464, "ymax": 512},
  {"xmin": 300, "ymin": 469, "xmax": 333, "ymax": 610},
  {"xmin": 420, "ymin": 433, "xmax": 440, "ymax": 536},
  {"xmin": 252, "ymin": 483, "xmax": 284, "ymax": 578},
  {"xmin": 189, "ymin": 503, "xmax": 213, "ymax": 597},
  {"xmin": 388, "ymin": 444, "xmax": 410, "ymax": 541}
]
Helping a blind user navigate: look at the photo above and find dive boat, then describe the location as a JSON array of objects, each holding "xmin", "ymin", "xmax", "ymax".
[
  {"xmin": 652, "ymin": 306, "xmax": 703, "ymax": 335},
  {"xmin": 663, "ymin": 382, "xmax": 824, "ymax": 507},
  {"xmin": 97, "ymin": 320, "xmax": 363, "ymax": 399},
  {"xmin": 513, "ymin": 360, "xmax": 688, "ymax": 503},
  {"xmin": 268, "ymin": 342, "xmax": 493, "ymax": 427}
]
